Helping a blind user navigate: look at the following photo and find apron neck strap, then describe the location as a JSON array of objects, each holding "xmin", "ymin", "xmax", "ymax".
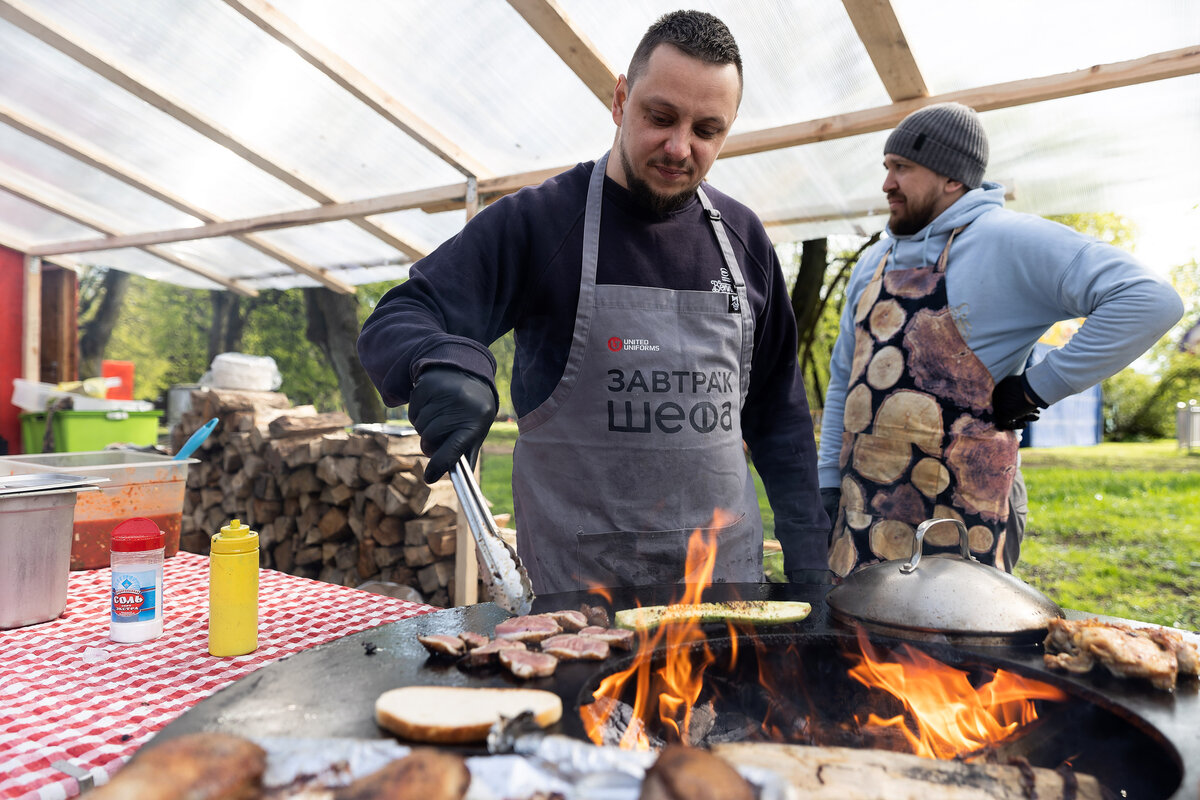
[{"xmin": 872, "ymin": 223, "xmax": 969, "ymax": 280}]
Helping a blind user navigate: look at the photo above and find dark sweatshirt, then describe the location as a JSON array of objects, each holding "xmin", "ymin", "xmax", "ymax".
[{"xmin": 358, "ymin": 161, "xmax": 829, "ymax": 572}]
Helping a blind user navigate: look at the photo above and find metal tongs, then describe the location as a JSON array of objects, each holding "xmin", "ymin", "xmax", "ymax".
[{"xmin": 449, "ymin": 455, "xmax": 535, "ymax": 616}]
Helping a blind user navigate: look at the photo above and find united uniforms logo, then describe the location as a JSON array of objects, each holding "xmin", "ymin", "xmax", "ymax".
[{"xmin": 607, "ymin": 336, "xmax": 660, "ymax": 352}]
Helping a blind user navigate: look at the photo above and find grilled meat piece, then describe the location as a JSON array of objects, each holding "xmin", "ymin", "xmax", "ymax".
[
  {"xmin": 459, "ymin": 630, "xmax": 490, "ymax": 650},
  {"xmin": 495, "ymin": 614, "xmax": 562, "ymax": 643},
  {"xmin": 580, "ymin": 602, "xmax": 611, "ymax": 628},
  {"xmin": 499, "ymin": 647, "xmax": 559, "ymax": 679},
  {"xmin": 418, "ymin": 634, "xmax": 466, "ymax": 657},
  {"xmin": 333, "ymin": 748, "xmax": 469, "ymax": 800},
  {"xmin": 1044, "ymin": 618, "xmax": 1200, "ymax": 690},
  {"xmin": 548, "ymin": 608, "xmax": 589, "ymax": 632},
  {"xmin": 462, "ymin": 638, "xmax": 526, "ymax": 668},
  {"xmin": 579, "ymin": 625, "xmax": 636, "ymax": 651},
  {"xmin": 90, "ymin": 732, "xmax": 266, "ymax": 800},
  {"xmin": 540, "ymin": 633, "xmax": 609, "ymax": 660}
]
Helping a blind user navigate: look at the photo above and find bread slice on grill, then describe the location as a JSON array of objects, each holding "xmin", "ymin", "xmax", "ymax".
[{"xmin": 375, "ymin": 685, "xmax": 562, "ymax": 744}]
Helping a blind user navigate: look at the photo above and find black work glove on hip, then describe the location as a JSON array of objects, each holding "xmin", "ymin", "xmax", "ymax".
[
  {"xmin": 991, "ymin": 375, "xmax": 1042, "ymax": 431},
  {"xmin": 819, "ymin": 487, "xmax": 841, "ymax": 532},
  {"xmin": 408, "ymin": 366, "xmax": 498, "ymax": 483}
]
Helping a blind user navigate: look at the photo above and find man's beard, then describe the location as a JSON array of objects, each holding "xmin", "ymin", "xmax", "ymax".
[
  {"xmin": 887, "ymin": 191, "xmax": 939, "ymax": 235},
  {"xmin": 619, "ymin": 142, "xmax": 698, "ymax": 216}
]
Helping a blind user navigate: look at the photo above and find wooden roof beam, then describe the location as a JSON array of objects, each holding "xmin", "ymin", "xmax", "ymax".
[
  {"xmin": 222, "ymin": 0, "xmax": 493, "ymax": 180},
  {"xmin": 27, "ymin": 45, "xmax": 1200, "ymax": 257},
  {"xmin": 27, "ymin": 167, "xmax": 564, "ymax": 256},
  {"xmin": 507, "ymin": 0, "xmax": 618, "ymax": 106},
  {"xmin": 0, "ymin": 105, "xmax": 358, "ymax": 293},
  {"xmin": 0, "ymin": 0, "xmax": 422, "ymax": 285},
  {"xmin": 0, "ymin": 174, "xmax": 258, "ymax": 296},
  {"xmin": 761, "ymin": 180, "xmax": 1014, "ymax": 229},
  {"xmin": 840, "ymin": 0, "xmax": 928, "ymax": 101}
]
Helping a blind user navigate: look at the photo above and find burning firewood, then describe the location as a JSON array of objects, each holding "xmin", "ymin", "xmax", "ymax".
[{"xmin": 713, "ymin": 742, "xmax": 1104, "ymax": 799}]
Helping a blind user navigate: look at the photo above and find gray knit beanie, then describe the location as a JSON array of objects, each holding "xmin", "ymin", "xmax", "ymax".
[{"xmin": 884, "ymin": 102, "xmax": 989, "ymax": 188}]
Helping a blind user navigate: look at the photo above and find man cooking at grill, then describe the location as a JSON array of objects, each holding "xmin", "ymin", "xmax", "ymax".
[
  {"xmin": 358, "ymin": 10, "xmax": 829, "ymax": 594},
  {"xmin": 818, "ymin": 102, "xmax": 1182, "ymax": 578}
]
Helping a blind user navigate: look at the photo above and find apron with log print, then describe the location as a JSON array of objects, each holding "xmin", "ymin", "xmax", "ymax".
[{"xmin": 828, "ymin": 225, "xmax": 1019, "ymax": 578}]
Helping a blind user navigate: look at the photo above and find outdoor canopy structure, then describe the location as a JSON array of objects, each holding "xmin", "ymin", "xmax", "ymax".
[{"xmin": 1, "ymin": 0, "xmax": 1199, "ymax": 299}]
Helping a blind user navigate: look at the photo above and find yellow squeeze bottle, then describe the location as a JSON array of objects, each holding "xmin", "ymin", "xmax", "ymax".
[{"xmin": 208, "ymin": 519, "xmax": 260, "ymax": 657}]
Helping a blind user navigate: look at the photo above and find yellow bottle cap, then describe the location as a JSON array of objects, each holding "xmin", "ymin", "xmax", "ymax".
[{"xmin": 211, "ymin": 518, "xmax": 259, "ymax": 554}]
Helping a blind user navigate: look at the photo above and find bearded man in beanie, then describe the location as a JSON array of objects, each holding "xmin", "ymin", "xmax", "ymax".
[{"xmin": 817, "ymin": 102, "xmax": 1182, "ymax": 578}]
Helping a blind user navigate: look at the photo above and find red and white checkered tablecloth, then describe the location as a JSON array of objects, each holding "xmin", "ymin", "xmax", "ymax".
[{"xmin": 0, "ymin": 552, "xmax": 438, "ymax": 800}]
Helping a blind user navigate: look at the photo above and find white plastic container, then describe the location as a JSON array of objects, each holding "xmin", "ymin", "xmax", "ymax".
[
  {"xmin": 204, "ymin": 353, "xmax": 282, "ymax": 392},
  {"xmin": 109, "ymin": 517, "xmax": 165, "ymax": 643}
]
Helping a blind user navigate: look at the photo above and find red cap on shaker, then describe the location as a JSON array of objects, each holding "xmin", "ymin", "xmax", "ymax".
[{"xmin": 111, "ymin": 517, "xmax": 165, "ymax": 552}]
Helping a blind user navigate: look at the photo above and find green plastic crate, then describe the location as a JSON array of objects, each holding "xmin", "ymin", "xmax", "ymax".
[{"xmin": 20, "ymin": 410, "xmax": 162, "ymax": 454}]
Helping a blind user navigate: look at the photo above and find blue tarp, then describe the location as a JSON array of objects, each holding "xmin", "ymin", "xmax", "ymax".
[{"xmin": 1022, "ymin": 343, "xmax": 1103, "ymax": 448}]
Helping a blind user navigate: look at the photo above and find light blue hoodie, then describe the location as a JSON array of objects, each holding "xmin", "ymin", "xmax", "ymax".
[{"xmin": 817, "ymin": 182, "xmax": 1183, "ymax": 489}]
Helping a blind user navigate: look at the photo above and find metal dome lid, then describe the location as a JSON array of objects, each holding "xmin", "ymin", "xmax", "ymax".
[{"xmin": 826, "ymin": 518, "xmax": 1065, "ymax": 646}]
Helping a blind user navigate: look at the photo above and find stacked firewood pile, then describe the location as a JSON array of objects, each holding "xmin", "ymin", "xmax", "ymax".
[{"xmin": 172, "ymin": 388, "xmax": 461, "ymax": 607}]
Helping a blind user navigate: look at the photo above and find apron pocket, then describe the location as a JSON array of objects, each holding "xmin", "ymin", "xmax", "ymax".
[{"xmin": 574, "ymin": 513, "xmax": 756, "ymax": 590}]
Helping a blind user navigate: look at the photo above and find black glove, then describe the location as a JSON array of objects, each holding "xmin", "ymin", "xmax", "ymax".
[
  {"xmin": 408, "ymin": 366, "xmax": 498, "ymax": 483},
  {"xmin": 786, "ymin": 568, "xmax": 835, "ymax": 585},
  {"xmin": 991, "ymin": 375, "xmax": 1041, "ymax": 431},
  {"xmin": 819, "ymin": 487, "xmax": 841, "ymax": 531}
]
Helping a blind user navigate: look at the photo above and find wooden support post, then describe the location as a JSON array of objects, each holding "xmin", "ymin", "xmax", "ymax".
[
  {"xmin": 22, "ymin": 256, "xmax": 41, "ymax": 381},
  {"xmin": 453, "ymin": 462, "xmax": 480, "ymax": 607},
  {"xmin": 453, "ymin": 176, "xmax": 482, "ymax": 608}
]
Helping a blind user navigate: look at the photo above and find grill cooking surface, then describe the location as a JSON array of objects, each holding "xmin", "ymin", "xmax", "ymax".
[{"xmin": 152, "ymin": 582, "xmax": 1200, "ymax": 798}]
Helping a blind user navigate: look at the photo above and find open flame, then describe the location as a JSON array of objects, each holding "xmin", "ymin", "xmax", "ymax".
[
  {"xmin": 582, "ymin": 513, "xmax": 732, "ymax": 748},
  {"xmin": 581, "ymin": 518, "xmax": 1069, "ymax": 760},
  {"xmin": 847, "ymin": 627, "xmax": 1068, "ymax": 759}
]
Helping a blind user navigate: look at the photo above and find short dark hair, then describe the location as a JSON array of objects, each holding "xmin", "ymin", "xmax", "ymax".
[{"xmin": 627, "ymin": 10, "xmax": 743, "ymax": 97}]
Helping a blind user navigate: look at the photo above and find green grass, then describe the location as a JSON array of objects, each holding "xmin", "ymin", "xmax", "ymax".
[
  {"xmin": 480, "ymin": 428, "xmax": 1200, "ymax": 630},
  {"xmin": 1017, "ymin": 441, "xmax": 1200, "ymax": 630}
]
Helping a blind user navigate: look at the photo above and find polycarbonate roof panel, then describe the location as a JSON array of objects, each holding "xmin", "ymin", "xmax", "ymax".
[
  {"xmin": 249, "ymin": 219, "xmax": 408, "ymax": 267},
  {"xmin": 893, "ymin": 0, "xmax": 1200, "ymax": 91},
  {"xmin": 563, "ymin": 0, "xmax": 893, "ymax": 127},
  {"xmin": 0, "ymin": 125, "xmax": 201, "ymax": 233},
  {"xmin": 23, "ymin": 0, "xmax": 465, "ymax": 197},
  {"xmin": 271, "ymin": 0, "xmax": 614, "ymax": 176}
]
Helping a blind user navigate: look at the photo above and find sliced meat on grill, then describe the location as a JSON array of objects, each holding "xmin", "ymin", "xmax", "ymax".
[
  {"xmin": 418, "ymin": 634, "xmax": 467, "ymax": 658},
  {"xmin": 579, "ymin": 626, "xmax": 636, "ymax": 651},
  {"xmin": 462, "ymin": 638, "xmax": 526, "ymax": 668},
  {"xmin": 494, "ymin": 614, "xmax": 562, "ymax": 643},
  {"xmin": 547, "ymin": 609, "xmax": 589, "ymax": 632},
  {"xmin": 458, "ymin": 631, "xmax": 490, "ymax": 650},
  {"xmin": 580, "ymin": 602, "xmax": 611, "ymax": 628},
  {"xmin": 499, "ymin": 648, "xmax": 559, "ymax": 680},
  {"xmin": 540, "ymin": 633, "xmax": 610, "ymax": 660}
]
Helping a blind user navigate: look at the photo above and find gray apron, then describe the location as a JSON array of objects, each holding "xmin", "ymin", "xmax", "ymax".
[{"xmin": 512, "ymin": 152, "xmax": 762, "ymax": 593}]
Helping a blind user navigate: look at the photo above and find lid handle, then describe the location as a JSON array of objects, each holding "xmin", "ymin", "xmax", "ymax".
[{"xmin": 900, "ymin": 518, "xmax": 974, "ymax": 574}]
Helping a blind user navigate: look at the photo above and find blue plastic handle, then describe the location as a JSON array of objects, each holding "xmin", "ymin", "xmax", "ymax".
[{"xmin": 174, "ymin": 417, "xmax": 218, "ymax": 460}]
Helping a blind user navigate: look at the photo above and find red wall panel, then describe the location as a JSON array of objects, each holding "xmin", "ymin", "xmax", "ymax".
[{"xmin": 0, "ymin": 246, "xmax": 25, "ymax": 454}]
